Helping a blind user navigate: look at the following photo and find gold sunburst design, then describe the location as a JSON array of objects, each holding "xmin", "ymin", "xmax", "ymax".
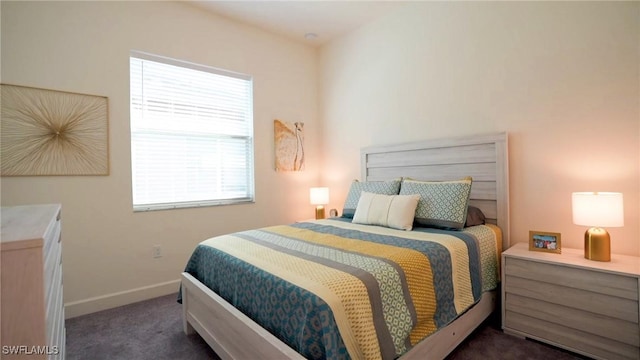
[{"xmin": 1, "ymin": 84, "xmax": 109, "ymax": 176}]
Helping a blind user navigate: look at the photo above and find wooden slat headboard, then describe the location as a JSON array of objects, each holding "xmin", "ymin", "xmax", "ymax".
[{"xmin": 361, "ymin": 132, "xmax": 510, "ymax": 250}]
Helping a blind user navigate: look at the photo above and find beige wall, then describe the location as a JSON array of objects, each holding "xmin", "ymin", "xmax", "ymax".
[
  {"xmin": 319, "ymin": 2, "xmax": 640, "ymax": 255},
  {"xmin": 1, "ymin": 1, "xmax": 320, "ymax": 317},
  {"xmin": 2, "ymin": 0, "xmax": 639, "ymax": 317}
]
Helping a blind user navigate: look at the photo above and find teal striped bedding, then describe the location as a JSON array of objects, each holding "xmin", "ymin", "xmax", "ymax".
[{"xmin": 181, "ymin": 218, "xmax": 500, "ymax": 360}]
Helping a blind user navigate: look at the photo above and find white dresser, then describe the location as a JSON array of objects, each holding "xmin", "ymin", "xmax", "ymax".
[{"xmin": 1, "ymin": 204, "xmax": 65, "ymax": 360}]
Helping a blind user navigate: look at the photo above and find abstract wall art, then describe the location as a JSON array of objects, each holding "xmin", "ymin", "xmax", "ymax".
[
  {"xmin": 274, "ymin": 119, "xmax": 304, "ymax": 171},
  {"xmin": 1, "ymin": 84, "xmax": 109, "ymax": 176}
]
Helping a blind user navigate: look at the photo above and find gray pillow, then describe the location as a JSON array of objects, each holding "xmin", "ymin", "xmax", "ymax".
[{"xmin": 465, "ymin": 206, "xmax": 486, "ymax": 227}]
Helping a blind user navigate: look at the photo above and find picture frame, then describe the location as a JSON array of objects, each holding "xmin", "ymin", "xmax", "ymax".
[
  {"xmin": 274, "ymin": 119, "xmax": 304, "ymax": 172},
  {"xmin": 1, "ymin": 83, "xmax": 109, "ymax": 176},
  {"xmin": 529, "ymin": 231, "xmax": 561, "ymax": 253}
]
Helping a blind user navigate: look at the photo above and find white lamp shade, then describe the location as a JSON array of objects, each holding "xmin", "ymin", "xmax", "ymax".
[
  {"xmin": 572, "ymin": 192, "xmax": 624, "ymax": 227},
  {"xmin": 310, "ymin": 187, "xmax": 329, "ymax": 205}
]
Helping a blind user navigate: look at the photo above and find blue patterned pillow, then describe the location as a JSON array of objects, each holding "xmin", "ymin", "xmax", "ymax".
[
  {"xmin": 342, "ymin": 179, "xmax": 401, "ymax": 218},
  {"xmin": 399, "ymin": 177, "xmax": 472, "ymax": 230}
]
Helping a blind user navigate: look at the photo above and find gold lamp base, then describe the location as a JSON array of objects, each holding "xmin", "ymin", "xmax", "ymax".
[
  {"xmin": 315, "ymin": 206, "xmax": 325, "ymax": 220},
  {"xmin": 584, "ymin": 227, "xmax": 611, "ymax": 262}
]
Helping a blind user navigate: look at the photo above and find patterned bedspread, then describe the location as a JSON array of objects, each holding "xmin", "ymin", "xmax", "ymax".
[{"xmin": 182, "ymin": 218, "xmax": 501, "ymax": 360}]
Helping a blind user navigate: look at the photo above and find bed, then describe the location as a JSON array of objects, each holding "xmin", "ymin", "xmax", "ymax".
[{"xmin": 180, "ymin": 132, "xmax": 510, "ymax": 360}]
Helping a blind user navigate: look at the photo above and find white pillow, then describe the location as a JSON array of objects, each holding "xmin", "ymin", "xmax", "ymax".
[{"xmin": 352, "ymin": 191, "xmax": 420, "ymax": 231}]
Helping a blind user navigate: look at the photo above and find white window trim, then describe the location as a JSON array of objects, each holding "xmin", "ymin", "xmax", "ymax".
[{"xmin": 130, "ymin": 51, "xmax": 255, "ymax": 212}]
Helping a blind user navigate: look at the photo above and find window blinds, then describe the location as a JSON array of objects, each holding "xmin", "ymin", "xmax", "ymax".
[{"xmin": 130, "ymin": 52, "xmax": 254, "ymax": 211}]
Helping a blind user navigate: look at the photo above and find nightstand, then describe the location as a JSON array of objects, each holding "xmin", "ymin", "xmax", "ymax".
[{"xmin": 502, "ymin": 242, "xmax": 640, "ymax": 360}]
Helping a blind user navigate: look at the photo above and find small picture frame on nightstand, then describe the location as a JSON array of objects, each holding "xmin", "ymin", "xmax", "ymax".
[{"xmin": 529, "ymin": 231, "xmax": 561, "ymax": 253}]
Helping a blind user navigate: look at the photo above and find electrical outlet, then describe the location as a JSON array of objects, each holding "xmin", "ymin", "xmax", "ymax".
[{"xmin": 153, "ymin": 245, "xmax": 162, "ymax": 258}]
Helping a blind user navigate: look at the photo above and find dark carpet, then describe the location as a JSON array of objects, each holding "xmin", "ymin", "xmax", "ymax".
[{"xmin": 66, "ymin": 293, "xmax": 587, "ymax": 360}]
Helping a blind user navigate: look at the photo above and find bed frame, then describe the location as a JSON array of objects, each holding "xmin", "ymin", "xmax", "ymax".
[{"xmin": 181, "ymin": 132, "xmax": 510, "ymax": 360}]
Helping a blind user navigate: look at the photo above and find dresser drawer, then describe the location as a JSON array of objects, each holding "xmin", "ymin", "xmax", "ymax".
[
  {"xmin": 43, "ymin": 222, "xmax": 61, "ymax": 303},
  {"xmin": 42, "ymin": 209, "xmax": 61, "ymax": 269},
  {"xmin": 43, "ymin": 244, "xmax": 61, "ymax": 307},
  {"xmin": 45, "ymin": 263, "xmax": 63, "ymax": 346}
]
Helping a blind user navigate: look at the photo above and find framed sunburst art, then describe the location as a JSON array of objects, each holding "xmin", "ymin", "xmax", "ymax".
[{"xmin": 1, "ymin": 84, "xmax": 109, "ymax": 176}]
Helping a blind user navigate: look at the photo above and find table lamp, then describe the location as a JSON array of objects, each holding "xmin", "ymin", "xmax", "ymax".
[
  {"xmin": 310, "ymin": 187, "xmax": 329, "ymax": 219},
  {"xmin": 572, "ymin": 192, "xmax": 624, "ymax": 262}
]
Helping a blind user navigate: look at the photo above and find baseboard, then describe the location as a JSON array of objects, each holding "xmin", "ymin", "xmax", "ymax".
[{"xmin": 64, "ymin": 279, "xmax": 181, "ymax": 319}]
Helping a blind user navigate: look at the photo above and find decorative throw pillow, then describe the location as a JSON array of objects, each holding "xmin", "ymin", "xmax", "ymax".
[
  {"xmin": 352, "ymin": 192, "xmax": 420, "ymax": 231},
  {"xmin": 399, "ymin": 177, "xmax": 473, "ymax": 230},
  {"xmin": 342, "ymin": 179, "xmax": 401, "ymax": 218},
  {"xmin": 465, "ymin": 205, "xmax": 486, "ymax": 227}
]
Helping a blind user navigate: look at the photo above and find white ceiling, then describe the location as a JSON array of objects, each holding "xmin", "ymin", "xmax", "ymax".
[{"xmin": 187, "ymin": 1, "xmax": 406, "ymax": 46}]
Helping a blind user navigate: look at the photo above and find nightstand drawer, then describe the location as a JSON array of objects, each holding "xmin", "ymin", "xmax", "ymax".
[
  {"xmin": 505, "ymin": 257, "xmax": 639, "ymax": 302},
  {"xmin": 505, "ymin": 258, "xmax": 639, "ymax": 322},
  {"xmin": 505, "ymin": 311, "xmax": 639, "ymax": 360},
  {"xmin": 505, "ymin": 292, "xmax": 639, "ymax": 346}
]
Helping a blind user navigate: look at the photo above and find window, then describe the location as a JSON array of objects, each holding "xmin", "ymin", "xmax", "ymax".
[{"xmin": 130, "ymin": 51, "xmax": 254, "ymax": 211}]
